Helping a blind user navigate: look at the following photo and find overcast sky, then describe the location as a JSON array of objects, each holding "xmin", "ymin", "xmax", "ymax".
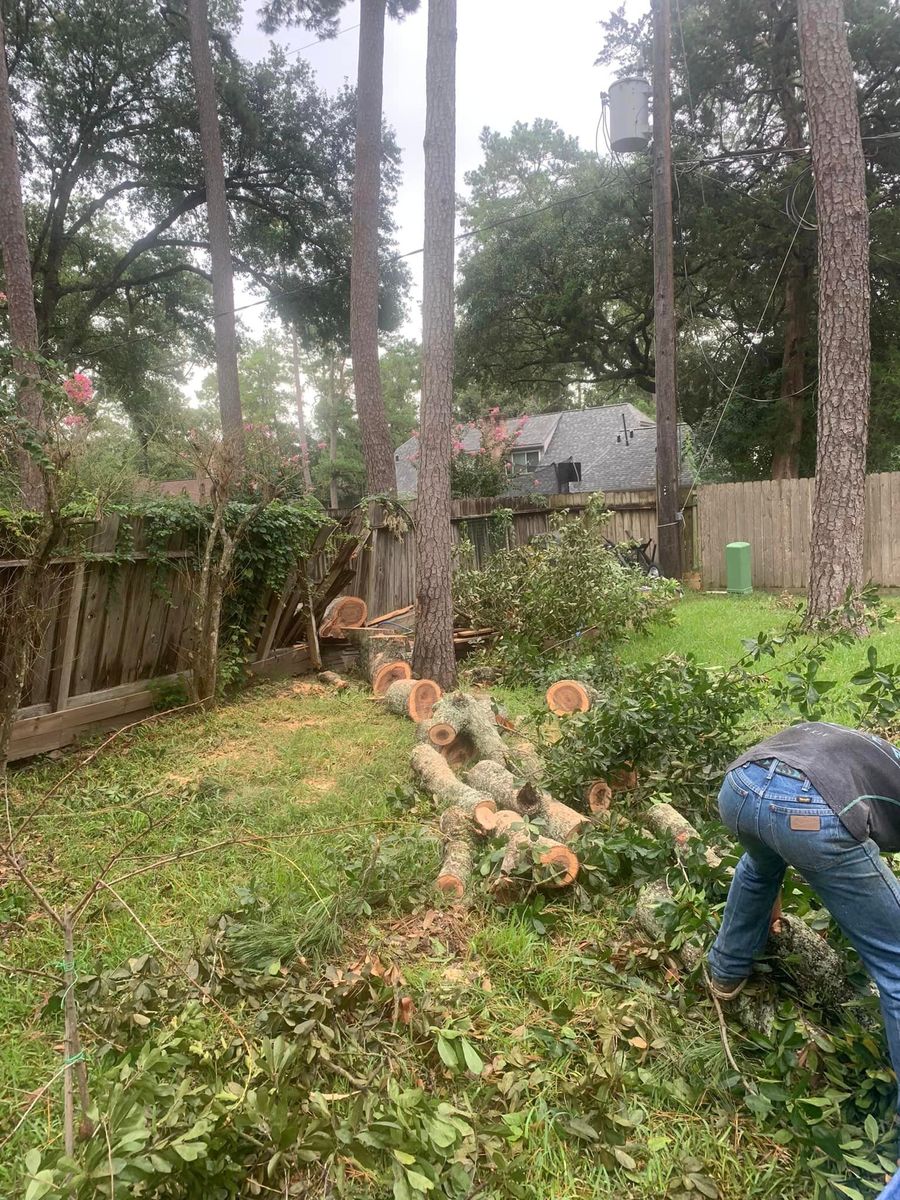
[{"xmin": 235, "ymin": 0, "xmax": 631, "ymax": 338}]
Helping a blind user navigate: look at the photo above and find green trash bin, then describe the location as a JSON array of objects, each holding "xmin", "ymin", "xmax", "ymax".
[{"xmin": 726, "ymin": 541, "xmax": 752, "ymax": 594}]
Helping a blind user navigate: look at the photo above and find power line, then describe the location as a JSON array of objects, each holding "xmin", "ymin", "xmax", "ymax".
[
  {"xmin": 286, "ymin": 22, "xmax": 360, "ymax": 57},
  {"xmin": 673, "ymin": 162, "xmax": 816, "ymax": 406},
  {"xmin": 680, "ymin": 188, "xmax": 815, "ymax": 509}
]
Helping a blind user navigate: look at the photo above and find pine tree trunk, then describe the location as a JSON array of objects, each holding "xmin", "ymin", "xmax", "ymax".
[
  {"xmin": 771, "ymin": 254, "xmax": 811, "ymax": 480},
  {"xmin": 291, "ymin": 327, "xmax": 314, "ymax": 492},
  {"xmin": 350, "ymin": 0, "xmax": 397, "ymax": 496},
  {"xmin": 0, "ymin": 13, "xmax": 45, "ymax": 510},
  {"xmin": 771, "ymin": 62, "xmax": 812, "ymax": 483},
  {"xmin": 412, "ymin": 0, "xmax": 457, "ymax": 689},
  {"xmin": 185, "ymin": 0, "xmax": 244, "ymax": 457},
  {"xmin": 328, "ymin": 355, "xmax": 339, "ymax": 510},
  {"xmin": 798, "ymin": 0, "xmax": 871, "ymax": 618}
]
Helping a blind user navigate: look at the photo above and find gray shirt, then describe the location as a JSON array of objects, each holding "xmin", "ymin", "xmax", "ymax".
[{"xmin": 730, "ymin": 722, "xmax": 900, "ymax": 853}]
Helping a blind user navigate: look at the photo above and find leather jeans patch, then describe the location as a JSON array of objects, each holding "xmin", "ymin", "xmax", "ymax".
[{"xmin": 789, "ymin": 814, "xmax": 821, "ymax": 831}]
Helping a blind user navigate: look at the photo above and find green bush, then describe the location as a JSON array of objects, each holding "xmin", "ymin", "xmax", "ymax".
[
  {"xmin": 543, "ymin": 654, "xmax": 759, "ymax": 812},
  {"xmin": 453, "ymin": 498, "xmax": 678, "ymax": 675}
]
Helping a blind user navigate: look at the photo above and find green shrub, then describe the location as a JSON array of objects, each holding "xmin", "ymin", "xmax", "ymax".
[
  {"xmin": 543, "ymin": 654, "xmax": 759, "ymax": 812},
  {"xmin": 453, "ymin": 498, "xmax": 678, "ymax": 675}
]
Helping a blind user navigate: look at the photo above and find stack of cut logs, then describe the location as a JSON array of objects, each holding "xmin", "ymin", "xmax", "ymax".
[
  {"xmin": 365, "ymin": 666, "xmax": 633, "ymax": 903},
  {"xmin": 312, "ymin": 656, "xmax": 870, "ymax": 1032}
]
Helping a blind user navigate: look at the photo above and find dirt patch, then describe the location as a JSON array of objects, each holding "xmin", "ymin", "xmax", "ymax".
[
  {"xmin": 303, "ymin": 777, "xmax": 334, "ymax": 794},
  {"xmin": 288, "ymin": 682, "xmax": 327, "ymax": 698}
]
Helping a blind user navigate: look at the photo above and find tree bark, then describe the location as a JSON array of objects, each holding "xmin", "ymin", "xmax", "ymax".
[
  {"xmin": 350, "ymin": 0, "xmax": 397, "ymax": 496},
  {"xmin": 798, "ymin": 0, "xmax": 871, "ymax": 618},
  {"xmin": 770, "ymin": 254, "xmax": 811, "ymax": 480},
  {"xmin": 771, "ymin": 59, "xmax": 812, "ymax": 483},
  {"xmin": 328, "ymin": 354, "xmax": 339, "ymax": 509},
  {"xmin": 185, "ymin": 0, "xmax": 244, "ymax": 456},
  {"xmin": 412, "ymin": 0, "xmax": 457, "ymax": 689},
  {"xmin": 0, "ymin": 12, "xmax": 45, "ymax": 509},
  {"xmin": 291, "ymin": 326, "xmax": 314, "ymax": 492}
]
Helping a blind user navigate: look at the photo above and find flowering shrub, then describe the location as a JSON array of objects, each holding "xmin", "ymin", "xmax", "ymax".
[
  {"xmin": 450, "ymin": 410, "xmax": 526, "ymax": 498},
  {"xmin": 62, "ymin": 372, "xmax": 94, "ymax": 405}
]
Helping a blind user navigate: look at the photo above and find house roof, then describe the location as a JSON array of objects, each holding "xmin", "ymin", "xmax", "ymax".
[{"xmin": 394, "ymin": 403, "xmax": 692, "ymax": 496}]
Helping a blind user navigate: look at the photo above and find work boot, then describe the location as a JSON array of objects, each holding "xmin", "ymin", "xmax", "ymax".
[{"xmin": 707, "ymin": 974, "xmax": 748, "ymax": 1002}]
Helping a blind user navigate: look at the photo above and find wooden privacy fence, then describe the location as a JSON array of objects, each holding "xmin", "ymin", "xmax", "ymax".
[
  {"xmin": 4, "ymin": 513, "xmax": 361, "ymax": 762},
  {"xmin": 343, "ymin": 489, "xmax": 699, "ymax": 617},
  {"xmin": 699, "ymin": 472, "xmax": 900, "ymax": 590},
  {"xmin": 5, "ymin": 490, "xmax": 691, "ymax": 761}
]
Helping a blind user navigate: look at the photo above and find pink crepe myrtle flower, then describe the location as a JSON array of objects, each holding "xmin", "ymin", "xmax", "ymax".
[
  {"xmin": 63, "ymin": 372, "xmax": 94, "ymax": 405},
  {"xmin": 62, "ymin": 412, "xmax": 87, "ymax": 429},
  {"xmin": 452, "ymin": 439, "xmax": 464, "ymax": 452},
  {"xmin": 489, "ymin": 406, "xmax": 500, "ymax": 417},
  {"xmin": 317, "ymin": 440, "xmax": 327, "ymax": 450},
  {"xmin": 0, "ymin": 291, "xmax": 7, "ymax": 305}
]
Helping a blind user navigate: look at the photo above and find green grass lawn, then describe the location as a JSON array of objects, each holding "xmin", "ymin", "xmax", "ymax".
[{"xmin": 4, "ymin": 595, "xmax": 898, "ymax": 1198}]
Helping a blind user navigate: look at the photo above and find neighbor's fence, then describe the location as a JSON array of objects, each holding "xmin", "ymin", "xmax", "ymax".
[
  {"xmin": 6, "ymin": 490, "xmax": 694, "ymax": 762},
  {"xmin": 342, "ymin": 489, "xmax": 699, "ymax": 616},
  {"xmin": 4, "ymin": 514, "xmax": 355, "ymax": 762},
  {"xmin": 699, "ymin": 472, "xmax": 900, "ymax": 590}
]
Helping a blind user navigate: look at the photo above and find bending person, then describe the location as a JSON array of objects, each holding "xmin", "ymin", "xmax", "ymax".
[{"xmin": 708, "ymin": 721, "xmax": 900, "ymax": 1159}]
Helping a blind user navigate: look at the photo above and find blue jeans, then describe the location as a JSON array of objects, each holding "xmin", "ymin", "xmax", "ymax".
[{"xmin": 708, "ymin": 760, "xmax": 900, "ymax": 1111}]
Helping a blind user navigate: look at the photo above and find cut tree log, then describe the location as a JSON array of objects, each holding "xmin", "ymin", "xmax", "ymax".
[
  {"xmin": 610, "ymin": 766, "xmax": 638, "ymax": 792},
  {"xmin": 585, "ymin": 780, "xmax": 613, "ymax": 814},
  {"xmin": 436, "ymin": 806, "xmax": 477, "ymax": 897},
  {"xmin": 317, "ymin": 671, "xmax": 349, "ymax": 690},
  {"xmin": 491, "ymin": 821, "xmax": 580, "ymax": 903},
  {"xmin": 350, "ymin": 628, "xmax": 413, "ymax": 683},
  {"xmin": 372, "ymin": 660, "xmax": 412, "ymax": 697},
  {"xmin": 384, "ymin": 678, "xmax": 443, "ymax": 721},
  {"xmin": 443, "ymin": 733, "xmax": 477, "ymax": 770},
  {"xmin": 427, "ymin": 693, "xmax": 507, "ymax": 765},
  {"xmin": 464, "ymin": 761, "xmax": 586, "ymax": 841},
  {"xmin": 545, "ymin": 679, "xmax": 601, "ymax": 716},
  {"xmin": 503, "ymin": 736, "xmax": 545, "ymax": 782},
  {"xmin": 410, "ymin": 743, "xmax": 496, "ymax": 815},
  {"xmin": 319, "ymin": 595, "xmax": 368, "ymax": 638},
  {"xmin": 643, "ymin": 803, "xmax": 722, "ymax": 869}
]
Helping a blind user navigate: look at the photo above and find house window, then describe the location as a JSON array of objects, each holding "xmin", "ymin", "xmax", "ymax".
[{"xmin": 511, "ymin": 448, "xmax": 540, "ymax": 473}]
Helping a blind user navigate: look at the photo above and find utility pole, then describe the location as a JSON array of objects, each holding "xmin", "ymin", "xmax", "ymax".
[{"xmin": 650, "ymin": 0, "xmax": 682, "ymax": 579}]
